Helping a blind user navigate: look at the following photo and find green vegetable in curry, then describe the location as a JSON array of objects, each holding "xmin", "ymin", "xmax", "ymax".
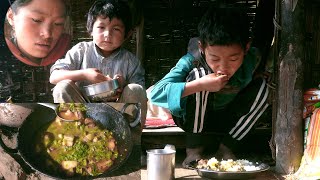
[
  {"xmin": 57, "ymin": 103, "xmax": 87, "ymax": 121},
  {"xmin": 58, "ymin": 103, "xmax": 87, "ymax": 112},
  {"xmin": 35, "ymin": 116, "xmax": 118, "ymax": 177}
]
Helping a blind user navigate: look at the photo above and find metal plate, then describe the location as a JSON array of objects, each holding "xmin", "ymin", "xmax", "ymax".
[
  {"xmin": 185, "ymin": 160, "xmax": 270, "ymax": 179},
  {"xmin": 196, "ymin": 163, "xmax": 270, "ymax": 179}
]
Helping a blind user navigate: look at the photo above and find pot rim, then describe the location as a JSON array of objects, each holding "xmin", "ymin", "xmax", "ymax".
[{"xmin": 83, "ymin": 79, "xmax": 119, "ymax": 96}]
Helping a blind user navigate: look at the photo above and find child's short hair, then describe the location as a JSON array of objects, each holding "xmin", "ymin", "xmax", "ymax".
[
  {"xmin": 198, "ymin": 7, "xmax": 250, "ymax": 50},
  {"xmin": 86, "ymin": 0, "xmax": 132, "ymax": 35}
]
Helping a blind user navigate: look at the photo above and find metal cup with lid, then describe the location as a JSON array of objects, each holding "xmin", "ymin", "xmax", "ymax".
[{"xmin": 146, "ymin": 144, "xmax": 176, "ymax": 180}]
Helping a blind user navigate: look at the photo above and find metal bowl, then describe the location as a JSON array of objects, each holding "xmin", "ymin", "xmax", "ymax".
[{"xmin": 83, "ymin": 79, "xmax": 119, "ymax": 102}]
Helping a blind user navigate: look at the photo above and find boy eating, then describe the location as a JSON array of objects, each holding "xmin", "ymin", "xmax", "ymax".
[{"xmin": 149, "ymin": 7, "xmax": 270, "ymax": 166}]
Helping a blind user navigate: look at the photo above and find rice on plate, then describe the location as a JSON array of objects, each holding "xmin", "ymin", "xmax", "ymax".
[{"xmin": 197, "ymin": 157, "xmax": 262, "ymax": 172}]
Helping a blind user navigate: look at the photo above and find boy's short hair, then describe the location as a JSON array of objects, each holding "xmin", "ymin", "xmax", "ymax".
[
  {"xmin": 86, "ymin": 0, "xmax": 132, "ymax": 35},
  {"xmin": 198, "ymin": 7, "xmax": 250, "ymax": 50}
]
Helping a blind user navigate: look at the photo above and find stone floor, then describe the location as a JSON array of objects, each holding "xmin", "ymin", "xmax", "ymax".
[
  {"xmin": 141, "ymin": 148, "xmax": 284, "ymax": 179},
  {"xmin": 0, "ymin": 145, "xmax": 285, "ymax": 180},
  {"xmin": 141, "ymin": 126, "xmax": 285, "ymax": 180},
  {"xmin": 0, "ymin": 131, "xmax": 285, "ymax": 180},
  {"xmin": 0, "ymin": 104, "xmax": 285, "ymax": 180},
  {"xmin": 0, "ymin": 145, "xmax": 141, "ymax": 180}
]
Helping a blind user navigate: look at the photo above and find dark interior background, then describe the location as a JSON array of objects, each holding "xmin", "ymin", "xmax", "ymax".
[{"xmin": 0, "ymin": 0, "xmax": 319, "ymax": 102}]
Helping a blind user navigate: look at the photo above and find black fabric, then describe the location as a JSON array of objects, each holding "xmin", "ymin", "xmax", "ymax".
[
  {"xmin": 185, "ymin": 132, "xmax": 221, "ymax": 151},
  {"xmin": 173, "ymin": 77, "xmax": 268, "ymax": 149}
]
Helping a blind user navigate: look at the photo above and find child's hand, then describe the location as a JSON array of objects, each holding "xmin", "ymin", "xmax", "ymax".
[
  {"xmin": 113, "ymin": 74, "xmax": 126, "ymax": 88},
  {"xmin": 101, "ymin": 74, "xmax": 125, "ymax": 102},
  {"xmin": 84, "ymin": 68, "xmax": 110, "ymax": 83},
  {"xmin": 200, "ymin": 73, "xmax": 229, "ymax": 92}
]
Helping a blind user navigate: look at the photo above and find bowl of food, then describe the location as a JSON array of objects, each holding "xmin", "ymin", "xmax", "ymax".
[
  {"xmin": 83, "ymin": 79, "xmax": 119, "ymax": 102},
  {"xmin": 0, "ymin": 103, "xmax": 133, "ymax": 179}
]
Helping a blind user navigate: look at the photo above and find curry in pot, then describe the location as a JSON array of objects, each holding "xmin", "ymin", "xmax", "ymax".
[
  {"xmin": 57, "ymin": 103, "xmax": 86, "ymax": 121},
  {"xmin": 35, "ymin": 115, "xmax": 118, "ymax": 177}
]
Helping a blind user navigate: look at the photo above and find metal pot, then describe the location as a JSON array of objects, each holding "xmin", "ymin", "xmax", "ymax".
[
  {"xmin": 0, "ymin": 103, "xmax": 133, "ymax": 179},
  {"xmin": 83, "ymin": 79, "xmax": 119, "ymax": 102}
]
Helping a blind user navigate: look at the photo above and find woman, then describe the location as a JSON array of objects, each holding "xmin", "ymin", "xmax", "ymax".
[{"xmin": 4, "ymin": 0, "xmax": 72, "ymax": 66}]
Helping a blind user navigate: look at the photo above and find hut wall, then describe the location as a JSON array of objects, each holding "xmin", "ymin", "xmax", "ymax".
[
  {"xmin": 0, "ymin": 0, "xmax": 137, "ymax": 102},
  {"xmin": 0, "ymin": 0, "xmax": 259, "ymax": 102},
  {"xmin": 143, "ymin": 0, "xmax": 258, "ymax": 88},
  {"xmin": 305, "ymin": 2, "xmax": 320, "ymax": 88}
]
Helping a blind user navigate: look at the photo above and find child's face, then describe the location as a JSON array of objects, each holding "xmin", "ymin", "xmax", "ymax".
[
  {"xmin": 201, "ymin": 43, "xmax": 247, "ymax": 78},
  {"xmin": 91, "ymin": 16, "xmax": 126, "ymax": 57},
  {"xmin": 7, "ymin": 0, "xmax": 66, "ymax": 60}
]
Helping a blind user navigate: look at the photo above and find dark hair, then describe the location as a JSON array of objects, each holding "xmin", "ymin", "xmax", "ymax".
[
  {"xmin": 86, "ymin": 0, "xmax": 132, "ymax": 36},
  {"xmin": 198, "ymin": 7, "xmax": 250, "ymax": 49},
  {"xmin": 10, "ymin": 0, "xmax": 70, "ymax": 16},
  {"xmin": 10, "ymin": 0, "xmax": 32, "ymax": 13}
]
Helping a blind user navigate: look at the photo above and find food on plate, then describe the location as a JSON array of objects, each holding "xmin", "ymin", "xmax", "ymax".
[
  {"xmin": 197, "ymin": 157, "xmax": 262, "ymax": 172},
  {"xmin": 57, "ymin": 103, "xmax": 86, "ymax": 121},
  {"xmin": 35, "ymin": 116, "xmax": 118, "ymax": 176}
]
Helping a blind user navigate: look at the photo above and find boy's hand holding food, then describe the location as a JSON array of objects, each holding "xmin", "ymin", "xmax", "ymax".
[
  {"xmin": 183, "ymin": 72, "xmax": 229, "ymax": 97},
  {"xmin": 198, "ymin": 73, "xmax": 229, "ymax": 92},
  {"xmin": 84, "ymin": 68, "xmax": 111, "ymax": 83}
]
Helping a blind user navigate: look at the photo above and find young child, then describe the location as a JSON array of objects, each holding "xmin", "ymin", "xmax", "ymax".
[
  {"xmin": 5, "ymin": 0, "xmax": 71, "ymax": 66},
  {"xmin": 148, "ymin": 7, "xmax": 270, "ymax": 166},
  {"xmin": 50, "ymin": 0, "xmax": 146, "ymax": 126}
]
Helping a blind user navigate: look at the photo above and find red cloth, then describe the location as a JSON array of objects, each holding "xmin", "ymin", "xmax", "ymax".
[
  {"xmin": 145, "ymin": 85, "xmax": 176, "ymax": 128},
  {"xmin": 145, "ymin": 118, "xmax": 176, "ymax": 129},
  {"xmin": 295, "ymin": 108, "xmax": 320, "ymax": 178},
  {"xmin": 306, "ymin": 108, "xmax": 320, "ymax": 160}
]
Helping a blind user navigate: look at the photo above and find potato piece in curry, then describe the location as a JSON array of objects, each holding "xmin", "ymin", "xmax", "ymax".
[
  {"xmin": 35, "ymin": 116, "xmax": 118, "ymax": 177},
  {"xmin": 57, "ymin": 103, "xmax": 86, "ymax": 121}
]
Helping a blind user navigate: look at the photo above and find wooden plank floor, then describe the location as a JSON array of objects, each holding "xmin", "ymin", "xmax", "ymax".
[
  {"xmin": 142, "ymin": 127, "xmax": 185, "ymax": 149},
  {"xmin": 142, "ymin": 126, "xmax": 273, "ymax": 150}
]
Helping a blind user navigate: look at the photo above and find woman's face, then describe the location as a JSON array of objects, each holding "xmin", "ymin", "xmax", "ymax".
[{"xmin": 7, "ymin": 0, "xmax": 66, "ymax": 60}]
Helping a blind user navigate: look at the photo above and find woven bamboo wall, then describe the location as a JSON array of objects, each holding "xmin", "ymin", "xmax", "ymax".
[
  {"xmin": 0, "ymin": 0, "xmax": 259, "ymax": 102},
  {"xmin": 143, "ymin": 0, "xmax": 258, "ymax": 88}
]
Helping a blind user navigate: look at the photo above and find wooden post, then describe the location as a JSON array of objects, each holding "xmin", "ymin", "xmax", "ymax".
[
  {"xmin": 135, "ymin": 17, "xmax": 144, "ymax": 61},
  {"xmin": 127, "ymin": 0, "xmax": 144, "ymax": 61},
  {"xmin": 275, "ymin": 0, "xmax": 305, "ymax": 174}
]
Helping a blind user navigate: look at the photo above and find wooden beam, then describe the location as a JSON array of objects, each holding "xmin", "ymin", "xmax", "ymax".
[
  {"xmin": 275, "ymin": 0, "xmax": 305, "ymax": 174},
  {"xmin": 135, "ymin": 17, "xmax": 144, "ymax": 61}
]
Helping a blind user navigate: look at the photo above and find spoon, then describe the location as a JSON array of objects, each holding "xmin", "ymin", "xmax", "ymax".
[{"xmin": 37, "ymin": 103, "xmax": 82, "ymax": 122}]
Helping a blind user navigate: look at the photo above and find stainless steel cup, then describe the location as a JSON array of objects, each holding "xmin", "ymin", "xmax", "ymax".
[{"xmin": 146, "ymin": 148, "xmax": 176, "ymax": 180}]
